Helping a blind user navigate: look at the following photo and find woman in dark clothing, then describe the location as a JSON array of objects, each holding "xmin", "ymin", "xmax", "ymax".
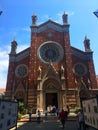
[{"xmin": 37, "ymin": 110, "xmax": 41, "ymax": 124}]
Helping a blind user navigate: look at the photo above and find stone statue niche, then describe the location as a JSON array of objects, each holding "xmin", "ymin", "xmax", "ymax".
[
  {"xmin": 37, "ymin": 66, "xmax": 42, "ymax": 79},
  {"xmin": 61, "ymin": 65, "xmax": 65, "ymax": 78}
]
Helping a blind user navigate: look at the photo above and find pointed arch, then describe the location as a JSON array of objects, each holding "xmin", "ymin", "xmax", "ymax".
[{"xmin": 43, "ymin": 78, "xmax": 61, "ymax": 91}]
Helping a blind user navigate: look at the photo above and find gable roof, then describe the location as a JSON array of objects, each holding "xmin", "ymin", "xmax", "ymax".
[
  {"xmin": 71, "ymin": 46, "xmax": 93, "ymax": 61},
  {"xmin": 31, "ymin": 19, "xmax": 69, "ymax": 33}
]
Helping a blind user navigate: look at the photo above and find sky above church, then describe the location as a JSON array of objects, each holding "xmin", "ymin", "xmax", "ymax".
[{"xmin": 0, "ymin": 0, "xmax": 98, "ymax": 88}]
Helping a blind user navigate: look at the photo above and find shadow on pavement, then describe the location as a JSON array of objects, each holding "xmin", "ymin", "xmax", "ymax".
[{"xmin": 16, "ymin": 121, "xmax": 79, "ymax": 130}]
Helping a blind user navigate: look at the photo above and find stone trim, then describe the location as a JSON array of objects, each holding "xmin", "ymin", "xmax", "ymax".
[
  {"xmin": 9, "ymin": 49, "xmax": 30, "ymax": 62},
  {"xmin": 71, "ymin": 49, "xmax": 92, "ymax": 61},
  {"xmin": 31, "ymin": 20, "xmax": 69, "ymax": 33}
]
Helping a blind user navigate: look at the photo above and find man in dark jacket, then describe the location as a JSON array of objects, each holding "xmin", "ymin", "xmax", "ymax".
[{"xmin": 59, "ymin": 109, "xmax": 67, "ymax": 129}]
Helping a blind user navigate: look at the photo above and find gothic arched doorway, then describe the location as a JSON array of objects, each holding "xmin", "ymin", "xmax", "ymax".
[
  {"xmin": 46, "ymin": 93, "xmax": 58, "ymax": 109},
  {"xmin": 42, "ymin": 79, "xmax": 60, "ymax": 111}
]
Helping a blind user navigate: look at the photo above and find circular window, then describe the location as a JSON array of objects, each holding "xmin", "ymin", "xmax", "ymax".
[
  {"xmin": 73, "ymin": 63, "xmax": 87, "ymax": 76},
  {"xmin": 37, "ymin": 41, "xmax": 64, "ymax": 63},
  {"xmin": 15, "ymin": 64, "xmax": 28, "ymax": 78}
]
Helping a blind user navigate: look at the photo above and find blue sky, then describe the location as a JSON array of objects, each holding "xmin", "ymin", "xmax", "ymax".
[{"xmin": 0, "ymin": 0, "xmax": 98, "ymax": 88}]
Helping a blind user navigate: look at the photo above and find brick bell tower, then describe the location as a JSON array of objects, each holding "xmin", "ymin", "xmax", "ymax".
[
  {"xmin": 28, "ymin": 12, "xmax": 75, "ymax": 112},
  {"xmin": 5, "ymin": 40, "xmax": 18, "ymax": 100}
]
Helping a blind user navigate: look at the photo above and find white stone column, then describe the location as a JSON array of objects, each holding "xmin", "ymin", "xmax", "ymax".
[
  {"xmin": 39, "ymin": 90, "xmax": 43, "ymax": 112},
  {"xmin": 37, "ymin": 90, "xmax": 43, "ymax": 113},
  {"xmin": 63, "ymin": 94, "xmax": 66, "ymax": 110},
  {"xmin": 59, "ymin": 91, "xmax": 63, "ymax": 109},
  {"xmin": 37, "ymin": 92, "xmax": 40, "ymax": 110}
]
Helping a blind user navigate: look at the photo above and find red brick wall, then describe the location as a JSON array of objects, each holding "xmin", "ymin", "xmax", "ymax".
[{"xmin": 29, "ymin": 29, "xmax": 75, "ymax": 89}]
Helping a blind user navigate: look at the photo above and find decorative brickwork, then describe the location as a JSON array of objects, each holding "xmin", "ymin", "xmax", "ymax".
[{"xmin": 5, "ymin": 13, "xmax": 98, "ymax": 113}]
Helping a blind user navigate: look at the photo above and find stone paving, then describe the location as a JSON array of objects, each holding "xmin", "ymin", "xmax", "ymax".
[
  {"xmin": 10, "ymin": 120, "xmax": 79, "ymax": 130},
  {"xmin": 10, "ymin": 114, "xmax": 96, "ymax": 130}
]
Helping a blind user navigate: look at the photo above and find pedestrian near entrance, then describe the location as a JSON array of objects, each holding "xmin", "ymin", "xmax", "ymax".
[
  {"xmin": 59, "ymin": 109, "xmax": 67, "ymax": 129},
  {"xmin": 65, "ymin": 105, "xmax": 70, "ymax": 120},
  {"xmin": 29, "ymin": 112, "xmax": 32, "ymax": 122},
  {"xmin": 77, "ymin": 109, "xmax": 85, "ymax": 130},
  {"xmin": 37, "ymin": 110, "xmax": 41, "ymax": 124},
  {"xmin": 45, "ymin": 109, "xmax": 48, "ymax": 120}
]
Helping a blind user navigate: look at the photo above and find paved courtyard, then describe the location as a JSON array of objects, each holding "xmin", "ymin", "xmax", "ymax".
[{"xmin": 11, "ymin": 120, "xmax": 79, "ymax": 130}]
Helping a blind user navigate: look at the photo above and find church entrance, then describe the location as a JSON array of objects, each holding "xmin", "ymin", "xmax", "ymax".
[{"xmin": 46, "ymin": 93, "xmax": 58, "ymax": 109}]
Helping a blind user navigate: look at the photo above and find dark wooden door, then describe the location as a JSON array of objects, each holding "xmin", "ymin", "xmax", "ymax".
[{"xmin": 46, "ymin": 93, "xmax": 58, "ymax": 108}]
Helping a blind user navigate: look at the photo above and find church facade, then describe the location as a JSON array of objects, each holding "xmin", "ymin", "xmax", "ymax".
[{"xmin": 5, "ymin": 13, "xmax": 98, "ymax": 112}]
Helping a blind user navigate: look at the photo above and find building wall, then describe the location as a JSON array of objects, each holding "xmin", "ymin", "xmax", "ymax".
[{"xmin": 5, "ymin": 14, "xmax": 98, "ymax": 113}]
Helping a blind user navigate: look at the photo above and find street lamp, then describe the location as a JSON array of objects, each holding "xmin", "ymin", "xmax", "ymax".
[{"xmin": 93, "ymin": 10, "xmax": 98, "ymax": 18}]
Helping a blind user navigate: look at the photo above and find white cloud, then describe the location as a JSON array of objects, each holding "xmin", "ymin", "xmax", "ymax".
[
  {"xmin": 41, "ymin": 14, "xmax": 49, "ymax": 20},
  {"xmin": 17, "ymin": 44, "xmax": 29, "ymax": 53},
  {"xmin": 54, "ymin": 11, "xmax": 75, "ymax": 24},
  {"xmin": 0, "ymin": 46, "xmax": 9, "ymax": 88},
  {"xmin": 67, "ymin": 11, "xmax": 75, "ymax": 16},
  {"xmin": 37, "ymin": 11, "xmax": 75, "ymax": 25},
  {"xmin": 0, "ymin": 44, "xmax": 29, "ymax": 88},
  {"xmin": 21, "ymin": 27, "xmax": 30, "ymax": 32}
]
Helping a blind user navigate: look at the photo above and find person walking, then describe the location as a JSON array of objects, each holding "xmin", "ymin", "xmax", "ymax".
[
  {"xmin": 29, "ymin": 112, "xmax": 32, "ymax": 122},
  {"xmin": 77, "ymin": 109, "xmax": 85, "ymax": 130},
  {"xmin": 45, "ymin": 109, "xmax": 48, "ymax": 120},
  {"xmin": 59, "ymin": 109, "xmax": 67, "ymax": 129},
  {"xmin": 65, "ymin": 105, "xmax": 70, "ymax": 120},
  {"xmin": 37, "ymin": 110, "xmax": 41, "ymax": 124}
]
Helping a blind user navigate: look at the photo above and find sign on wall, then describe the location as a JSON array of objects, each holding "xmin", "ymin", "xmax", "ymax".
[
  {"xmin": 0, "ymin": 100, "xmax": 18, "ymax": 130},
  {"xmin": 82, "ymin": 96, "xmax": 98, "ymax": 129}
]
